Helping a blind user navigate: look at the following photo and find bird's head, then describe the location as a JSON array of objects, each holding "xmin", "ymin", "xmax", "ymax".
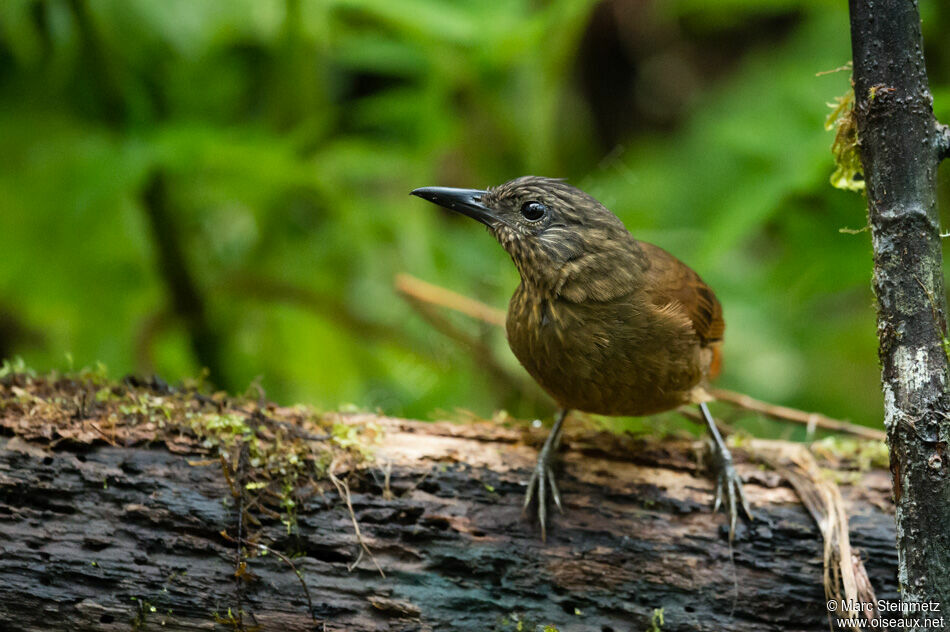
[{"xmin": 412, "ymin": 176, "xmax": 636, "ymax": 290}]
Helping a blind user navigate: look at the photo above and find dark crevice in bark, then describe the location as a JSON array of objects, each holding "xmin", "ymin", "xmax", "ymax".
[{"xmin": 848, "ymin": 0, "xmax": 950, "ymax": 617}]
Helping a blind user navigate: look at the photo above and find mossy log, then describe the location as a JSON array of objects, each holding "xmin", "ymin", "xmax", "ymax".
[{"xmin": 0, "ymin": 378, "xmax": 897, "ymax": 632}]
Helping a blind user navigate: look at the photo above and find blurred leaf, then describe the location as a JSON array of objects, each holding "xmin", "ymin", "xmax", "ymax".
[{"xmin": 1, "ymin": 0, "xmax": 945, "ymax": 431}]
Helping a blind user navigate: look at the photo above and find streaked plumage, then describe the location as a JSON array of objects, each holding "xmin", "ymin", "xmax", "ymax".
[{"xmin": 479, "ymin": 176, "xmax": 723, "ymax": 416}]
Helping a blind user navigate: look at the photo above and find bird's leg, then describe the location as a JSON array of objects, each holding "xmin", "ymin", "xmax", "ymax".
[
  {"xmin": 523, "ymin": 409, "xmax": 568, "ymax": 541},
  {"xmin": 699, "ymin": 402, "xmax": 753, "ymax": 541}
]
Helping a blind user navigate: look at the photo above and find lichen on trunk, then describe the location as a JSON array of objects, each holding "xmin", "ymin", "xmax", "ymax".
[{"xmin": 848, "ymin": 0, "xmax": 950, "ymax": 617}]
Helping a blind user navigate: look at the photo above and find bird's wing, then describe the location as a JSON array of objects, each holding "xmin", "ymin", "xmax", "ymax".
[{"xmin": 637, "ymin": 241, "xmax": 725, "ymax": 344}]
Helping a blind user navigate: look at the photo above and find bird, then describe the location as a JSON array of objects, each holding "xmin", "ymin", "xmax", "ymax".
[{"xmin": 411, "ymin": 176, "xmax": 753, "ymax": 541}]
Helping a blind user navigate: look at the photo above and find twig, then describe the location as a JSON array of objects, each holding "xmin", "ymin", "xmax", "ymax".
[
  {"xmin": 402, "ymin": 466, "xmax": 434, "ymax": 497},
  {"xmin": 220, "ymin": 533, "xmax": 319, "ymax": 625},
  {"xmin": 268, "ymin": 416, "xmax": 331, "ymax": 443},
  {"xmin": 815, "ymin": 61, "xmax": 853, "ymax": 77},
  {"xmin": 395, "ymin": 274, "xmax": 506, "ymax": 327},
  {"xmin": 382, "ymin": 460, "xmax": 393, "ymax": 501},
  {"xmin": 233, "ymin": 440, "xmax": 250, "ymax": 631},
  {"xmin": 220, "ymin": 273, "xmax": 415, "ymax": 354},
  {"xmin": 396, "ymin": 276, "xmax": 540, "ymax": 405},
  {"xmin": 838, "ymin": 225, "xmax": 869, "ymax": 234},
  {"xmin": 677, "ymin": 406, "xmax": 737, "ymax": 437},
  {"xmin": 87, "ymin": 421, "xmax": 119, "ymax": 447},
  {"xmin": 754, "ymin": 441, "xmax": 878, "ymax": 627},
  {"xmin": 328, "ymin": 461, "xmax": 385, "ymax": 578},
  {"xmin": 710, "ymin": 389, "xmax": 884, "ymax": 441}
]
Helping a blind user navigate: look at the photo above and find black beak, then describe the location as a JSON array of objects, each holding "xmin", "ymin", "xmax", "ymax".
[{"xmin": 410, "ymin": 186, "xmax": 495, "ymax": 226}]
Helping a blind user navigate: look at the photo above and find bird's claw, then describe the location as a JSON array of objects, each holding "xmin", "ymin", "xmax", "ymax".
[
  {"xmin": 522, "ymin": 449, "xmax": 562, "ymax": 541},
  {"xmin": 708, "ymin": 439, "xmax": 754, "ymax": 542}
]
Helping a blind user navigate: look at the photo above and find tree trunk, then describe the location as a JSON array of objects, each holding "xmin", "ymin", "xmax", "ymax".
[
  {"xmin": 1, "ymin": 406, "xmax": 897, "ymax": 631},
  {"xmin": 848, "ymin": 0, "xmax": 950, "ymax": 618}
]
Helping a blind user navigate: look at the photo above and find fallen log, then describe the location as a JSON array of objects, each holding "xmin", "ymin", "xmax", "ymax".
[{"xmin": 0, "ymin": 376, "xmax": 897, "ymax": 631}]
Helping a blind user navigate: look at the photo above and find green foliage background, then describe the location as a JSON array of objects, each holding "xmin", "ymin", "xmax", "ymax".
[{"xmin": 2, "ymin": 0, "xmax": 949, "ymax": 434}]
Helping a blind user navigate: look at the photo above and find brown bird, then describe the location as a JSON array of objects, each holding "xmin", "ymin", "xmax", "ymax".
[{"xmin": 411, "ymin": 176, "xmax": 752, "ymax": 540}]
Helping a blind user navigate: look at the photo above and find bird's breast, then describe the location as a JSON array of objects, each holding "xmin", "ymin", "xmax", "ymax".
[{"xmin": 505, "ymin": 285, "xmax": 706, "ymax": 416}]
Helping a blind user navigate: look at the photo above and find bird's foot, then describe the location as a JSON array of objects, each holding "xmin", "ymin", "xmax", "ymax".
[
  {"xmin": 707, "ymin": 438, "xmax": 754, "ymax": 541},
  {"xmin": 522, "ymin": 433, "xmax": 563, "ymax": 542}
]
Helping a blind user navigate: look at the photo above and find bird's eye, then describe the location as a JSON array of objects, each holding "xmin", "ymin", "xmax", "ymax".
[{"xmin": 520, "ymin": 201, "xmax": 547, "ymax": 222}]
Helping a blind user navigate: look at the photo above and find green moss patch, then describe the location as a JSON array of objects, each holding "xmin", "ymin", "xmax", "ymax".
[{"xmin": 0, "ymin": 363, "xmax": 378, "ymax": 534}]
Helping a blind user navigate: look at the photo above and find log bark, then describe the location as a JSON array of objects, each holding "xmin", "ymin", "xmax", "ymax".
[
  {"xmin": 0, "ymin": 403, "xmax": 898, "ymax": 631},
  {"xmin": 848, "ymin": 0, "xmax": 950, "ymax": 617}
]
